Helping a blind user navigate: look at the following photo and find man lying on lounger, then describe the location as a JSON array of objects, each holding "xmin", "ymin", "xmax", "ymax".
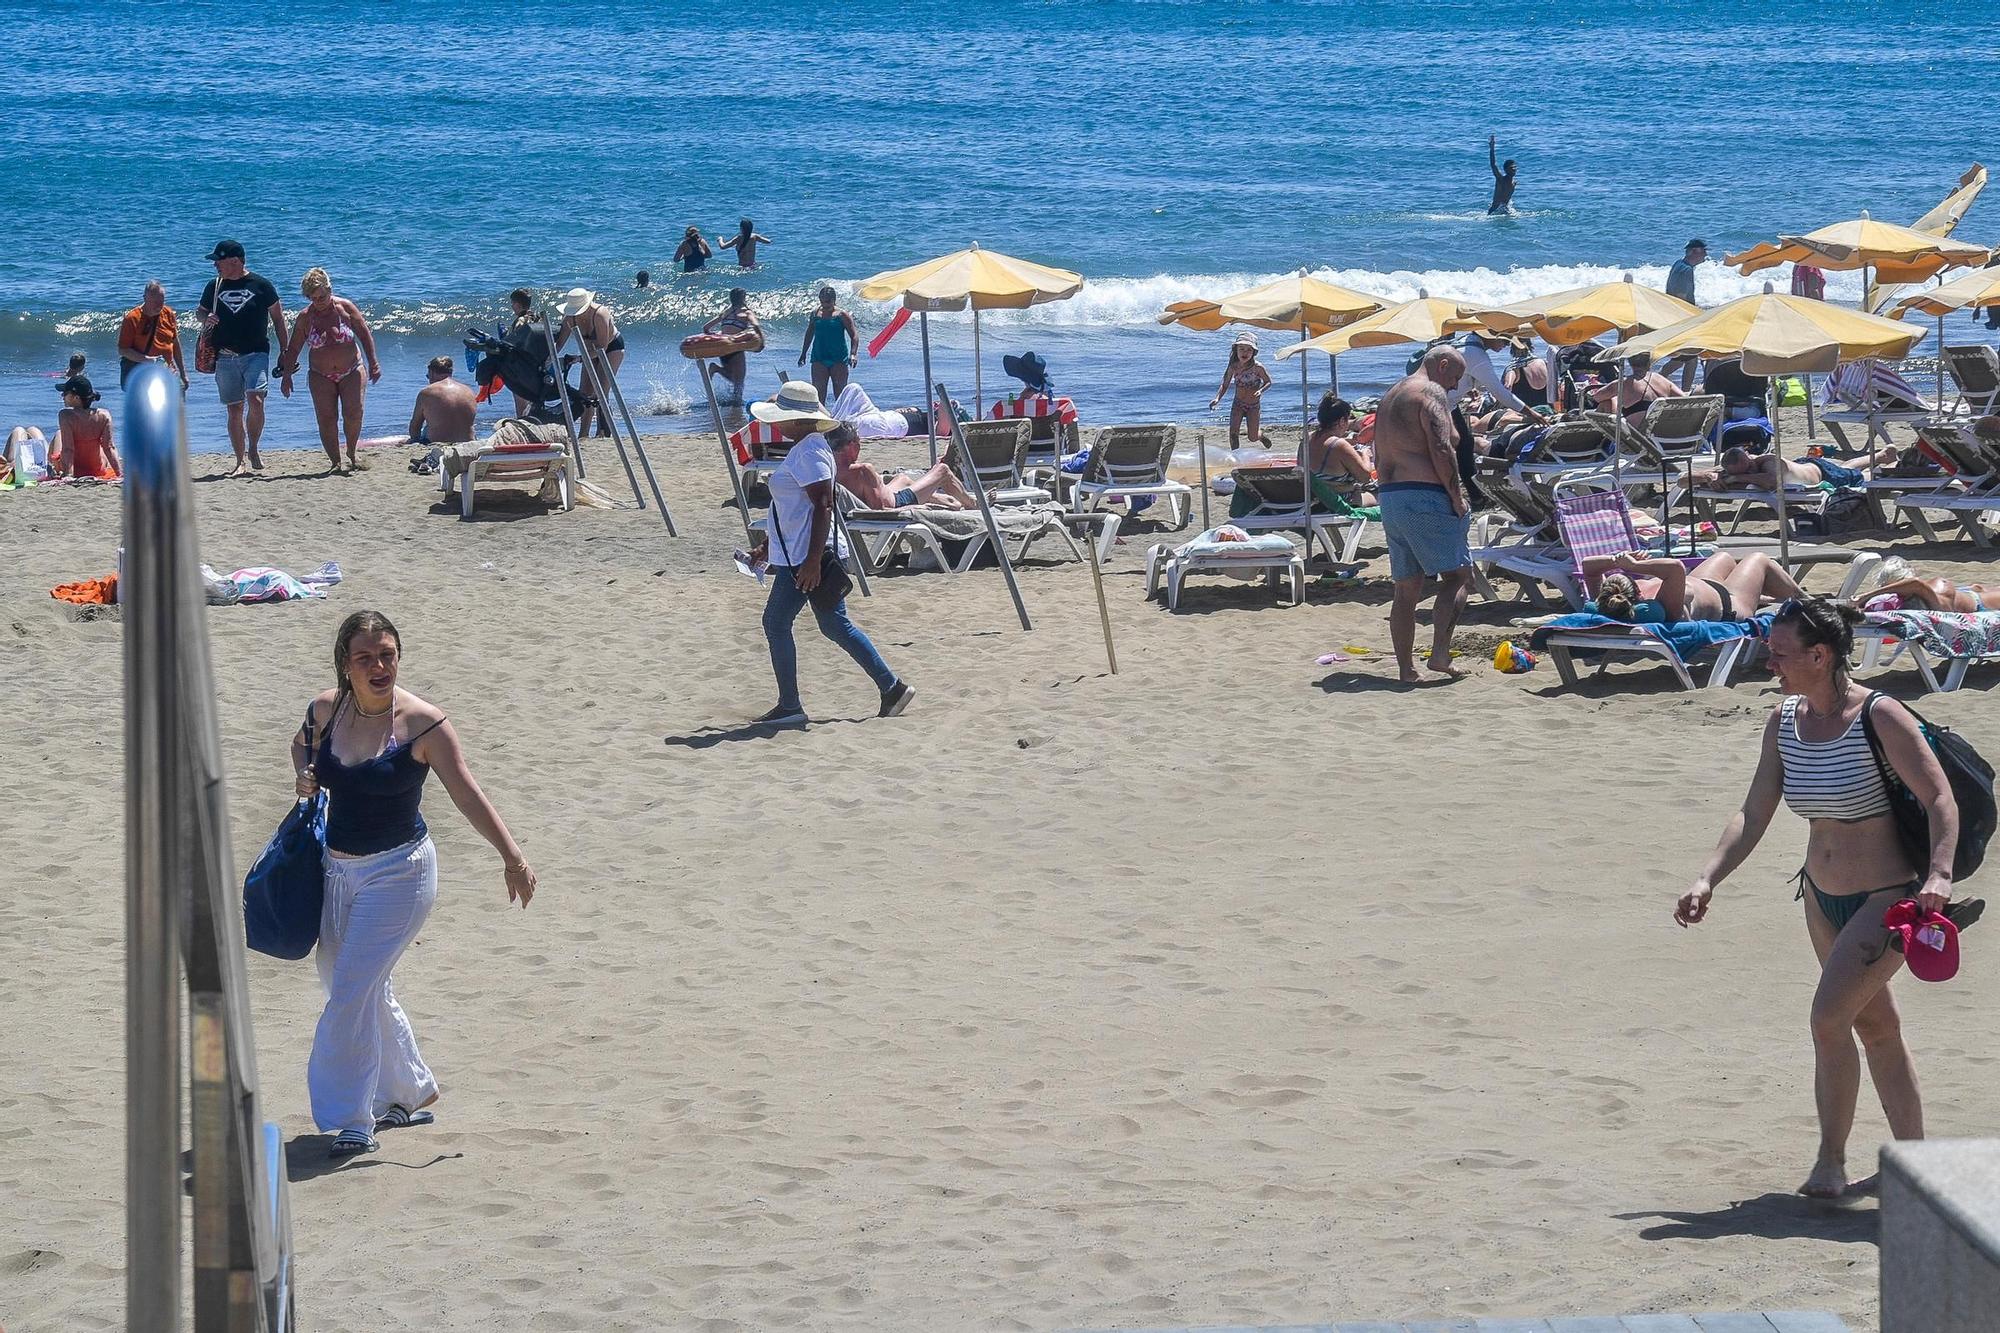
[
  {"xmin": 830, "ymin": 424, "xmax": 981, "ymax": 511},
  {"xmin": 1691, "ymin": 444, "xmax": 1899, "ymax": 491}
]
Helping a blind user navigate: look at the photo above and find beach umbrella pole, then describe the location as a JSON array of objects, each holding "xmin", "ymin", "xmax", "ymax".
[
  {"xmin": 697, "ymin": 360, "xmax": 755, "ymax": 544},
  {"xmin": 938, "ymin": 380, "xmax": 1031, "ymax": 631},
  {"xmin": 919, "ymin": 310, "xmax": 939, "ymax": 466},
  {"xmin": 1770, "ymin": 379, "xmax": 1790, "ymax": 566},
  {"xmin": 1084, "ymin": 521, "xmax": 1118, "ymax": 674},
  {"xmin": 1198, "ymin": 423, "xmax": 1212, "ymax": 532},
  {"xmin": 1328, "ymin": 352, "xmax": 1339, "ymax": 396},
  {"xmin": 1299, "ymin": 313, "xmax": 1311, "ymax": 440},
  {"xmin": 973, "ymin": 309, "xmax": 984, "ymax": 416},
  {"xmin": 1297, "ymin": 318, "xmax": 1312, "ymax": 549}
]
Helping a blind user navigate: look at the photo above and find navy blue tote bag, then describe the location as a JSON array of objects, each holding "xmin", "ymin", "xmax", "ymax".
[{"xmin": 243, "ymin": 709, "xmax": 327, "ymax": 959}]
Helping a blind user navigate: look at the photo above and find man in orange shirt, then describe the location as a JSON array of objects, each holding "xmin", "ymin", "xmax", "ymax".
[{"xmin": 118, "ymin": 280, "xmax": 188, "ymax": 391}]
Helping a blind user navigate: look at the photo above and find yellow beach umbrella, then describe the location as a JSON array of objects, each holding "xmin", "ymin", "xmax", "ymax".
[
  {"xmin": 1606, "ymin": 284, "xmax": 1925, "ymax": 560},
  {"xmin": 1465, "ymin": 274, "xmax": 1702, "ymax": 347},
  {"xmin": 1158, "ymin": 273, "xmax": 1381, "ymax": 335},
  {"xmin": 1888, "ymin": 265, "xmax": 2000, "ymax": 321},
  {"xmin": 856, "ymin": 243, "xmax": 1084, "ymax": 428},
  {"xmin": 1727, "ymin": 214, "xmax": 1991, "ymax": 292},
  {"xmin": 1277, "ymin": 293, "xmax": 1476, "ymax": 359}
]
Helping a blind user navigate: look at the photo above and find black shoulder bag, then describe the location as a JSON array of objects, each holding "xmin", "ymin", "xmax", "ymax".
[
  {"xmin": 1860, "ymin": 692, "xmax": 1996, "ymax": 882},
  {"xmin": 766, "ymin": 484, "xmax": 853, "ymax": 614}
]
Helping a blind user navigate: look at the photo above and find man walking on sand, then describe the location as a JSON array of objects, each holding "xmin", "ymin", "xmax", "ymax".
[
  {"xmin": 1375, "ymin": 346, "xmax": 1473, "ymax": 684},
  {"xmin": 407, "ymin": 356, "xmax": 478, "ymax": 445},
  {"xmin": 196, "ymin": 240, "xmax": 286, "ymax": 476}
]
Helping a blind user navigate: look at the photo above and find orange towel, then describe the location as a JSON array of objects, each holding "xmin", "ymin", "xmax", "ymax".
[{"xmin": 51, "ymin": 574, "xmax": 118, "ymax": 605}]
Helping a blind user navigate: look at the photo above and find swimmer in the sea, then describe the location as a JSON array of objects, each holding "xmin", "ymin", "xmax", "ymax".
[
  {"xmin": 1487, "ymin": 135, "xmax": 1517, "ymax": 215},
  {"xmin": 716, "ymin": 218, "xmax": 772, "ymax": 268}
]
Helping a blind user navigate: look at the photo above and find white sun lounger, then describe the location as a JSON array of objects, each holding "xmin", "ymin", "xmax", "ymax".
[
  {"xmin": 438, "ymin": 437, "xmax": 575, "ymax": 519},
  {"xmin": 1143, "ymin": 532, "xmax": 1304, "ymax": 611}
]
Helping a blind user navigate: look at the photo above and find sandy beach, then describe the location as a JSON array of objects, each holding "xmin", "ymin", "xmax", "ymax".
[{"xmin": 4, "ymin": 426, "xmax": 1998, "ymax": 1332}]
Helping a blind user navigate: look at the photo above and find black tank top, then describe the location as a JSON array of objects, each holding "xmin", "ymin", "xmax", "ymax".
[{"xmin": 313, "ymin": 695, "xmax": 444, "ymax": 855}]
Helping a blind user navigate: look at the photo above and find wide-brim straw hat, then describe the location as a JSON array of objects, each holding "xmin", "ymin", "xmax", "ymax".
[
  {"xmin": 750, "ymin": 380, "xmax": 839, "ymax": 430},
  {"xmin": 555, "ymin": 288, "xmax": 597, "ymax": 318}
]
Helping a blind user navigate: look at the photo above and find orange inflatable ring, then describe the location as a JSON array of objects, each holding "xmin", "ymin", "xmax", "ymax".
[{"xmin": 680, "ymin": 330, "xmax": 762, "ymax": 360}]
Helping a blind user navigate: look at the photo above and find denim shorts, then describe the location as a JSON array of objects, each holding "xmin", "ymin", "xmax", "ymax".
[
  {"xmin": 214, "ymin": 351, "xmax": 270, "ymax": 406},
  {"xmin": 1378, "ymin": 482, "xmax": 1471, "ymax": 580},
  {"xmin": 1810, "ymin": 456, "xmax": 1865, "ymax": 489}
]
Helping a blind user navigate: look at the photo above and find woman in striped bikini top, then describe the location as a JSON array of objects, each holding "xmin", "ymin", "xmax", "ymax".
[{"xmin": 1673, "ymin": 596, "xmax": 1959, "ymax": 1202}]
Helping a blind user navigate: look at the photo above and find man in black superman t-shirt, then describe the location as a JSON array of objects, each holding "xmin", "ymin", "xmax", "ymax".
[{"xmin": 196, "ymin": 239, "xmax": 287, "ymax": 475}]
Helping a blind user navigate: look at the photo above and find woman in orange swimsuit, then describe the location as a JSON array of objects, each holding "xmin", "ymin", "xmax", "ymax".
[
  {"xmin": 279, "ymin": 267, "xmax": 381, "ymax": 473},
  {"xmin": 53, "ymin": 374, "xmax": 120, "ymax": 479}
]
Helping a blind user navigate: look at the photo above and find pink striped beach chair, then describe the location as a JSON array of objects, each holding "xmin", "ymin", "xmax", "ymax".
[{"xmin": 1555, "ymin": 488, "xmax": 1643, "ymax": 601}]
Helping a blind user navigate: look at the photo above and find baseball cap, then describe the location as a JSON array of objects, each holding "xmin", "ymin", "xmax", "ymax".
[
  {"xmin": 56, "ymin": 374, "xmax": 99, "ymax": 403},
  {"xmin": 1883, "ymin": 898, "xmax": 1960, "ymax": 982},
  {"xmin": 206, "ymin": 239, "xmax": 246, "ymax": 262}
]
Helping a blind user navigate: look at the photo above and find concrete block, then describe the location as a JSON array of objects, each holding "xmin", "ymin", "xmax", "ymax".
[{"xmin": 1881, "ymin": 1138, "xmax": 2000, "ymax": 1332}]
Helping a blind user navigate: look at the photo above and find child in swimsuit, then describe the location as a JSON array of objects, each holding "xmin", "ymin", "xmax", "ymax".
[{"xmin": 1210, "ymin": 333, "xmax": 1273, "ymax": 449}]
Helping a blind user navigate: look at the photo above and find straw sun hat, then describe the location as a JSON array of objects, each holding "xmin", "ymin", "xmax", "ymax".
[
  {"xmin": 555, "ymin": 288, "xmax": 598, "ymax": 318},
  {"xmin": 750, "ymin": 380, "xmax": 839, "ymax": 431}
]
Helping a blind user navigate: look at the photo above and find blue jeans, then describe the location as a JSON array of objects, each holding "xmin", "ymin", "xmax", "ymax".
[{"xmin": 763, "ymin": 566, "xmax": 897, "ymax": 710}]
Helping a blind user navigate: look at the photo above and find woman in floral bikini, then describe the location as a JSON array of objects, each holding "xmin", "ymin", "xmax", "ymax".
[
  {"xmin": 279, "ymin": 267, "xmax": 381, "ymax": 473},
  {"xmin": 1209, "ymin": 331, "xmax": 1273, "ymax": 449}
]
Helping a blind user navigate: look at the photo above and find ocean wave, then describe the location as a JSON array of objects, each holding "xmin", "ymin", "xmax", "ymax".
[{"xmin": 0, "ymin": 260, "xmax": 1880, "ymax": 355}]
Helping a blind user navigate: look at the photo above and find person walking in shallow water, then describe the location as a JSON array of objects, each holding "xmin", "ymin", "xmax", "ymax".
[
  {"xmin": 1486, "ymin": 135, "xmax": 1518, "ymax": 214},
  {"xmin": 1678, "ymin": 597, "xmax": 1959, "ymax": 1199}
]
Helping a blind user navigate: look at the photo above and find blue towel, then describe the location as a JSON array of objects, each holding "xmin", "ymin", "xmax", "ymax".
[
  {"xmin": 1532, "ymin": 611, "xmax": 1773, "ymax": 663},
  {"xmin": 1717, "ymin": 416, "xmax": 1773, "ymax": 449}
]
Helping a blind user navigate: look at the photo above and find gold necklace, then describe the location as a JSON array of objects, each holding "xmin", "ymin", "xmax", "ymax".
[{"xmin": 352, "ymin": 694, "xmax": 392, "ymax": 719}]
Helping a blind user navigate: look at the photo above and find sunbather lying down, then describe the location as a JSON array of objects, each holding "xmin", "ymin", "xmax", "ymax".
[
  {"xmin": 1581, "ymin": 549, "xmax": 1803, "ymax": 623},
  {"xmin": 1692, "ymin": 444, "xmax": 1898, "ymax": 491},
  {"xmin": 1865, "ymin": 576, "xmax": 2000, "ymax": 615},
  {"xmin": 832, "ymin": 425, "xmax": 978, "ymax": 511}
]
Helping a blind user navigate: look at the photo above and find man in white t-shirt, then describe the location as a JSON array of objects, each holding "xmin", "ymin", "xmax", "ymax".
[{"xmin": 747, "ymin": 382, "xmax": 913, "ymax": 725}]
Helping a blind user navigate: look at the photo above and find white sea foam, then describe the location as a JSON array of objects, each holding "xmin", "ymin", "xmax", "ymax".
[{"xmin": 845, "ymin": 260, "xmax": 1870, "ymax": 330}]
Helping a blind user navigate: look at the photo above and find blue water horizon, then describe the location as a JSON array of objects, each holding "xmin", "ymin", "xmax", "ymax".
[{"xmin": 5, "ymin": 0, "xmax": 1997, "ymax": 451}]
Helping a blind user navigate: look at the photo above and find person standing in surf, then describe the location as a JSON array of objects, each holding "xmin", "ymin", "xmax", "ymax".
[
  {"xmin": 797, "ymin": 286, "xmax": 859, "ymax": 402},
  {"xmin": 715, "ymin": 218, "xmax": 772, "ymax": 268},
  {"xmin": 1487, "ymin": 135, "xmax": 1518, "ymax": 215}
]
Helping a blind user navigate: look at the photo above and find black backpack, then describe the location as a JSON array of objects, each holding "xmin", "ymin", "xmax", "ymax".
[{"xmin": 1862, "ymin": 694, "xmax": 1997, "ymax": 882}]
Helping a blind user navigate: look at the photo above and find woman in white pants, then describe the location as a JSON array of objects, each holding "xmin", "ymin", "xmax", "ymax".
[{"xmin": 294, "ymin": 611, "xmax": 537, "ymax": 1157}]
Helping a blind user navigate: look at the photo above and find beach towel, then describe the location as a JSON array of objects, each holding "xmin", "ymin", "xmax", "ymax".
[
  {"xmin": 203, "ymin": 563, "xmax": 340, "ymax": 604},
  {"xmin": 1531, "ymin": 611, "xmax": 1772, "ymax": 663},
  {"xmin": 850, "ymin": 501, "xmax": 1068, "ymax": 546},
  {"xmin": 441, "ymin": 427, "xmax": 570, "ymax": 480},
  {"xmin": 51, "ymin": 575, "xmax": 117, "ymax": 605},
  {"xmin": 1864, "ymin": 609, "xmax": 2000, "ymax": 662},
  {"xmin": 1717, "ymin": 416, "xmax": 1773, "ymax": 449},
  {"xmin": 1174, "ymin": 527, "xmax": 1298, "ymax": 559},
  {"xmin": 828, "ymin": 383, "xmax": 918, "ymax": 438}
]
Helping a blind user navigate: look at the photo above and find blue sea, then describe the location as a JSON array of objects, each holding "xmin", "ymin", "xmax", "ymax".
[{"xmin": 6, "ymin": 0, "xmax": 1999, "ymax": 453}]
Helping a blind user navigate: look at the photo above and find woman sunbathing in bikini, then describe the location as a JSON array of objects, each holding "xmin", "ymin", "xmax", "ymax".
[
  {"xmin": 1863, "ymin": 576, "xmax": 2000, "ymax": 615},
  {"xmin": 1580, "ymin": 548, "xmax": 1803, "ymax": 623}
]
